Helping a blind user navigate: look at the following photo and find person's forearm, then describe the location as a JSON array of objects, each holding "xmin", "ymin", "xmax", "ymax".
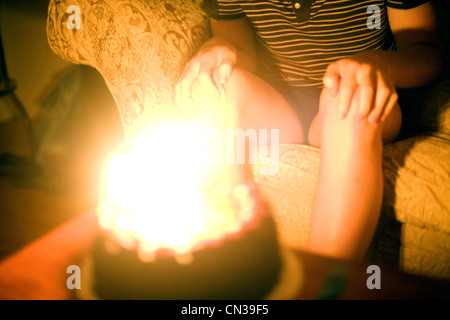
[{"xmin": 354, "ymin": 43, "xmax": 442, "ymax": 89}]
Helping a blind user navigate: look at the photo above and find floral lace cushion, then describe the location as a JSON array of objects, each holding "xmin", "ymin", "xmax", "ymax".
[{"xmin": 47, "ymin": 0, "xmax": 211, "ymax": 135}]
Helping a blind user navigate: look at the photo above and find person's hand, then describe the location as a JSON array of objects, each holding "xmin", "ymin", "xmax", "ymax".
[
  {"xmin": 322, "ymin": 55, "xmax": 398, "ymax": 123},
  {"xmin": 176, "ymin": 37, "xmax": 238, "ymax": 106}
]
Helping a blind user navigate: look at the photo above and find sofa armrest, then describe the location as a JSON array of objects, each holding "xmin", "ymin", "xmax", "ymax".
[{"xmin": 47, "ymin": 0, "xmax": 211, "ymax": 134}]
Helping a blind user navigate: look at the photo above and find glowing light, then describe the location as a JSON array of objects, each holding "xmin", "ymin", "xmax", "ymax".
[{"xmin": 97, "ymin": 120, "xmax": 255, "ymax": 260}]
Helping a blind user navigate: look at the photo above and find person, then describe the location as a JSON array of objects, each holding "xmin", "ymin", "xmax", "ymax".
[{"xmin": 175, "ymin": 0, "xmax": 442, "ymax": 261}]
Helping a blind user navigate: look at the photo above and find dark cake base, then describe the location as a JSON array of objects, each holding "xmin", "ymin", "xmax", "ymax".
[{"xmin": 87, "ymin": 212, "xmax": 281, "ymax": 300}]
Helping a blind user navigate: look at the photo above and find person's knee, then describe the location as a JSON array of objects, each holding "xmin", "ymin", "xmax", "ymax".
[
  {"xmin": 308, "ymin": 88, "xmax": 335, "ymax": 147},
  {"xmin": 223, "ymin": 67, "xmax": 256, "ymax": 104},
  {"xmin": 309, "ymin": 88, "xmax": 388, "ymax": 149},
  {"xmin": 225, "ymin": 67, "xmax": 307, "ymax": 144}
]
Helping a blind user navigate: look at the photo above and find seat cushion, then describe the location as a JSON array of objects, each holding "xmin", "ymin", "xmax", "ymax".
[
  {"xmin": 252, "ymin": 144, "xmax": 320, "ymax": 251},
  {"xmin": 251, "ymin": 135, "xmax": 450, "ymax": 279}
]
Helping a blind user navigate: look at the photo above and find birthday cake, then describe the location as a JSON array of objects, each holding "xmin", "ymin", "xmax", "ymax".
[
  {"xmin": 79, "ymin": 182, "xmax": 282, "ymax": 300},
  {"xmin": 90, "ymin": 209, "xmax": 280, "ymax": 299},
  {"xmin": 80, "ymin": 191, "xmax": 282, "ymax": 300},
  {"xmin": 78, "ymin": 124, "xmax": 283, "ymax": 300}
]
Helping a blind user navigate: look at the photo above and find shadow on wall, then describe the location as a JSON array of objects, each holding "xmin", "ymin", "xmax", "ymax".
[
  {"xmin": 0, "ymin": 0, "xmax": 76, "ymax": 120},
  {"xmin": 1, "ymin": 0, "xmax": 124, "ymax": 194},
  {"xmin": 1, "ymin": 64, "xmax": 124, "ymax": 195}
]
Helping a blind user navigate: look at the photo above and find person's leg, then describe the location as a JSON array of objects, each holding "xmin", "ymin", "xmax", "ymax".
[
  {"xmin": 217, "ymin": 67, "xmax": 307, "ymax": 145},
  {"xmin": 197, "ymin": 66, "xmax": 308, "ymax": 181},
  {"xmin": 306, "ymin": 87, "xmax": 402, "ymax": 260},
  {"xmin": 200, "ymin": 64, "xmax": 401, "ymax": 261},
  {"xmin": 308, "ymin": 92, "xmax": 402, "ymax": 147}
]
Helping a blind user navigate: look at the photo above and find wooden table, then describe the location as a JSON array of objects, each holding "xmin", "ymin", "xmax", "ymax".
[{"xmin": 0, "ymin": 212, "xmax": 449, "ymax": 300}]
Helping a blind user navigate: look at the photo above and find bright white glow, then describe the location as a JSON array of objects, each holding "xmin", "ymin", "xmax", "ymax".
[{"xmin": 97, "ymin": 120, "xmax": 255, "ymax": 259}]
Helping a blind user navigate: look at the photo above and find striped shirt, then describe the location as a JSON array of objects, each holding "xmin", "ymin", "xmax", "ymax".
[{"xmin": 203, "ymin": 0, "xmax": 429, "ymax": 88}]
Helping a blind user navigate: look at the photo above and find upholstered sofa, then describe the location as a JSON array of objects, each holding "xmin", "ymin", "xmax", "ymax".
[{"xmin": 46, "ymin": 0, "xmax": 450, "ymax": 280}]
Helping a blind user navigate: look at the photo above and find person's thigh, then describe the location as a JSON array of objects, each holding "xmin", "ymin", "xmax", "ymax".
[{"xmin": 223, "ymin": 67, "xmax": 307, "ymax": 145}]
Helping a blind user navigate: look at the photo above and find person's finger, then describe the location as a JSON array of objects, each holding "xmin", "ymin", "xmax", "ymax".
[
  {"xmin": 211, "ymin": 61, "xmax": 234, "ymax": 99},
  {"xmin": 337, "ymin": 76, "xmax": 357, "ymax": 119},
  {"xmin": 196, "ymin": 61, "xmax": 221, "ymax": 99},
  {"xmin": 176, "ymin": 60, "xmax": 200, "ymax": 106},
  {"xmin": 215, "ymin": 62, "xmax": 233, "ymax": 85},
  {"xmin": 216, "ymin": 49, "xmax": 236, "ymax": 83},
  {"xmin": 356, "ymin": 65, "xmax": 377, "ymax": 119},
  {"xmin": 323, "ymin": 63, "xmax": 341, "ymax": 96},
  {"xmin": 358, "ymin": 85, "xmax": 376, "ymax": 119},
  {"xmin": 368, "ymin": 76, "xmax": 391, "ymax": 123},
  {"xmin": 212, "ymin": 67, "xmax": 226, "ymax": 98},
  {"xmin": 380, "ymin": 91, "xmax": 398, "ymax": 122}
]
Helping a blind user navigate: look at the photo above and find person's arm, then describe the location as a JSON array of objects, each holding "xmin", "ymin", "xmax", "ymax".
[
  {"xmin": 176, "ymin": 17, "xmax": 256, "ymax": 104},
  {"xmin": 360, "ymin": 2, "xmax": 442, "ymax": 88},
  {"xmin": 323, "ymin": 1, "xmax": 442, "ymax": 123}
]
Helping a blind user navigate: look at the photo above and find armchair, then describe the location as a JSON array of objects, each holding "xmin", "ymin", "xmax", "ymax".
[{"xmin": 46, "ymin": 0, "xmax": 450, "ymax": 280}]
